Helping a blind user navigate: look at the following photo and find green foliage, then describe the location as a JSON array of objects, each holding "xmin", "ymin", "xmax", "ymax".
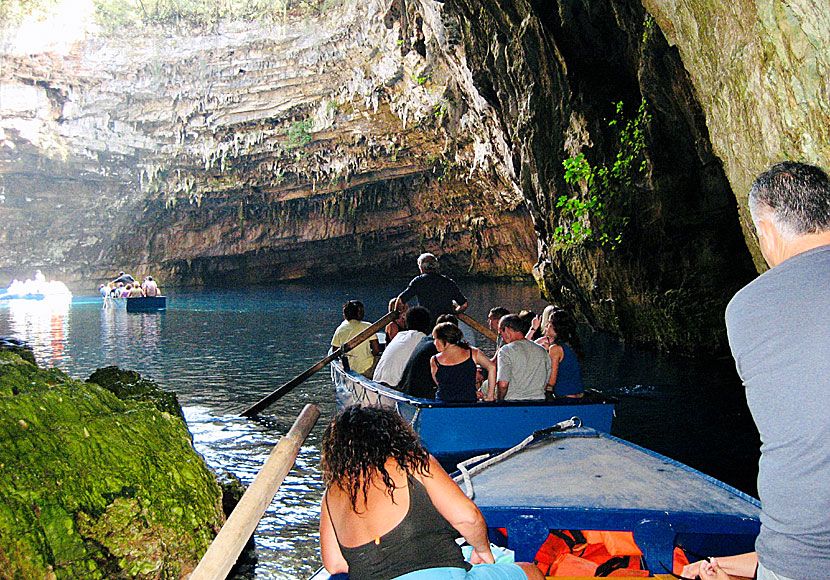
[
  {"xmin": 91, "ymin": 0, "xmax": 336, "ymax": 30},
  {"xmin": 642, "ymin": 13, "xmax": 656, "ymax": 44},
  {"xmin": 0, "ymin": 0, "xmax": 59, "ymax": 34},
  {"xmin": 555, "ymin": 99, "xmax": 651, "ymax": 250},
  {"xmin": 285, "ymin": 119, "xmax": 313, "ymax": 150},
  {"xmin": 411, "ymin": 71, "xmax": 432, "ymax": 86}
]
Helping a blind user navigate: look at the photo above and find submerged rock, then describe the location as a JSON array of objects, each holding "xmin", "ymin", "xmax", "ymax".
[{"xmin": 0, "ymin": 351, "xmax": 224, "ymax": 579}]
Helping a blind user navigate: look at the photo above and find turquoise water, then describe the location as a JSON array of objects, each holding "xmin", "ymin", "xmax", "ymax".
[{"xmin": 0, "ymin": 280, "xmax": 759, "ymax": 579}]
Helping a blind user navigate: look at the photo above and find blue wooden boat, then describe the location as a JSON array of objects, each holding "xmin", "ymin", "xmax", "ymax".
[
  {"xmin": 455, "ymin": 426, "xmax": 760, "ymax": 576},
  {"xmin": 126, "ymin": 295, "xmax": 166, "ymax": 312},
  {"xmin": 331, "ymin": 360, "xmax": 616, "ymax": 465},
  {"xmin": 311, "ymin": 424, "xmax": 760, "ymax": 579},
  {"xmin": 105, "ymin": 296, "xmax": 167, "ymax": 312}
]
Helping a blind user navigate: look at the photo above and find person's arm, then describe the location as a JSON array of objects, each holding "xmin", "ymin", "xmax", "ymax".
[
  {"xmin": 472, "ymin": 348, "xmax": 496, "ymax": 401},
  {"xmin": 319, "ymin": 494, "xmax": 349, "ymax": 574},
  {"xmin": 417, "ymin": 456, "xmax": 494, "ymax": 564},
  {"xmin": 496, "ymin": 380, "xmax": 509, "ymax": 400},
  {"xmin": 370, "ymin": 337, "xmax": 381, "ymax": 356},
  {"xmin": 495, "ymin": 348, "xmax": 510, "ymax": 401},
  {"xmin": 430, "ymin": 355, "xmax": 440, "ymax": 385},
  {"xmin": 546, "ymin": 344, "xmax": 564, "ymax": 393},
  {"xmin": 526, "ymin": 315, "xmax": 541, "ymax": 340},
  {"xmin": 453, "ymin": 300, "xmax": 468, "ymax": 313},
  {"xmin": 681, "ymin": 552, "xmax": 758, "ymax": 579}
]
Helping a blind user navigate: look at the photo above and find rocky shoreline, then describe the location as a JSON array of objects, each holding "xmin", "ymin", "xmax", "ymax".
[{"xmin": 0, "ymin": 340, "xmax": 244, "ymax": 580}]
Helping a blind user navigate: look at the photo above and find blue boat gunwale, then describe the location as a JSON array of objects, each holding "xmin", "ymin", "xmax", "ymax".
[{"xmin": 331, "ymin": 359, "xmax": 617, "ymax": 409}]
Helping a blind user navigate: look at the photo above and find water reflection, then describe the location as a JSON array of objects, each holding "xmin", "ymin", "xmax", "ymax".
[
  {"xmin": 184, "ymin": 406, "xmax": 325, "ymax": 580},
  {"xmin": 5, "ymin": 296, "xmax": 71, "ymax": 366}
]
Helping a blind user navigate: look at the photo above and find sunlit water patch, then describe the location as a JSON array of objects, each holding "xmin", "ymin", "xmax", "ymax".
[{"xmin": 185, "ymin": 406, "xmax": 325, "ymax": 580}]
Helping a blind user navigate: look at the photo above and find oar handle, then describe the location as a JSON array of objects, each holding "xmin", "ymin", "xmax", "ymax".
[
  {"xmin": 456, "ymin": 312, "xmax": 498, "ymax": 343},
  {"xmin": 190, "ymin": 404, "xmax": 321, "ymax": 580},
  {"xmin": 240, "ymin": 310, "xmax": 399, "ymax": 417}
]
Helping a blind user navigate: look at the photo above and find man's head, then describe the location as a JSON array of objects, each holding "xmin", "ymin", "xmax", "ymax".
[
  {"xmin": 749, "ymin": 161, "xmax": 830, "ymax": 266},
  {"xmin": 488, "ymin": 306, "xmax": 510, "ymax": 331},
  {"xmin": 343, "ymin": 300, "xmax": 364, "ymax": 321},
  {"xmin": 417, "ymin": 252, "xmax": 439, "ymax": 274},
  {"xmin": 405, "ymin": 306, "xmax": 431, "ymax": 334},
  {"xmin": 498, "ymin": 314, "xmax": 526, "ymax": 344}
]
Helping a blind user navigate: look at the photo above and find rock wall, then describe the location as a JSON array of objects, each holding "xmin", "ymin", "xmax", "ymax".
[
  {"xmin": 0, "ymin": 2, "xmax": 537, "ymax": 288},
  {"xmin": 437, "ymin": 0, "xmax": 759, "ymax": 352},
  {"xmin": 0, "ymin": 351, "xmax": 224, "ymax": 579},
  {"xmin": 3, "ymin": 0, "xmax": 828, "ymax": 352},
  {"xmin": 641, "ymin": 0, "xmax": 830, "ymax": 269}
]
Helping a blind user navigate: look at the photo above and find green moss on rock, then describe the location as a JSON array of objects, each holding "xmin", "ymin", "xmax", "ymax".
[
  {"xmin": 0, "ymin": 352, "xmax": 224, "ymax": 580},
  {"xmin": 86, "ymin": 366, "xmax": 183, "ymax": 420}
]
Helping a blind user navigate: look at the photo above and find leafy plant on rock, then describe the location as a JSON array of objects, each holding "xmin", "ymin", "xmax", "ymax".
[{"xmin": 554, "ymin": 99, "xmax": 651, "ymax": 251}]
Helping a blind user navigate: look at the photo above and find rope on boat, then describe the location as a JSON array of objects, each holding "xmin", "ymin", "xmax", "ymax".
[
  {"xmin": 409, "ymin": 407, "xmax": 421, "ymax": 428},
  {"xmin": 453, "ymin": 416, "xmax": 582, "ymax": 499}
]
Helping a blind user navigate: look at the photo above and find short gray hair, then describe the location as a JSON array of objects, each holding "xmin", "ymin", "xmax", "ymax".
[
  {"xmin": 417, "ymin": 252, "xmax": 439, "ymax": 272},
  {"xmin": 749, "ymin": 161, "xmax": 830, "ymax": 240}
]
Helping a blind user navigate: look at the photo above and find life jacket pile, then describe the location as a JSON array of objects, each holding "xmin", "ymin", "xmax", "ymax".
[{"xmin": 503, "ymin": 528, "xmax": 691, "ymax": 577}]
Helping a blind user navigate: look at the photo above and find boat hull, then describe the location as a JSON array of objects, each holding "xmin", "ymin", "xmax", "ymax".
[
  {"xmin": 106, "ymin": 296, "xmax": 167, "ymax": 312},
  {"xmin": 331, "ymin": 360, "xmax": 616, "ymax": 465},
  {"xmin": 464, "ymin": 428, "xmax": 760, "ymax": 574}
]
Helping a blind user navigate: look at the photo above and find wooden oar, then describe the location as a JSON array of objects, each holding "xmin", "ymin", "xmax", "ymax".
[
  {"xmin": 240, "ymin": 310, "xmax": 398, "ymax": 417},
  {"xmin": 456, "ymin": 311, "xmax": 498, "ymax": 343},
  {"xmin": 190, "ymin": 404, "xmax": 321, "ymax": 580}
]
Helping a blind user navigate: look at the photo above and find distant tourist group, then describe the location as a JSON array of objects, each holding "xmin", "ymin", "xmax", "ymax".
[
  {"xmin": 99, "ymin": 272, "xmax": 160, "ymax": 300},
  {"xmin": 330, "ymin": 252, "xmax": 585, "ymax": 405}
]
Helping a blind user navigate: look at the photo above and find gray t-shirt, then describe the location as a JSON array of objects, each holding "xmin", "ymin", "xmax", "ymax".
[
  {"xmin": 725, "ymin": 244, "xmax": 830, "ymax": 580},
  {"xmin": 496, "ymin": 339, "xmax": 551, "ymax": 400}
]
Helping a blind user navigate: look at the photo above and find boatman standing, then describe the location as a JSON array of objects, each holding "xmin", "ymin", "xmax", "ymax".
[
  {"xmin": 724, "ymin": 161, "xmax": 830, "ymax": 580},
  {"xmin": 394, "ymin": 253, "xmax": 467, "ymax": 328}
]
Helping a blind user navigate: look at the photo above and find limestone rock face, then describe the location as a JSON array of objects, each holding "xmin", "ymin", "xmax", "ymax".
[
  {"xmin": 438, "ymin": 0, "xmax": 758, "ymax": 352},
  {"xmin": 0, "ymin": 1, "xmax": 536, "ymax": 287},
  {"xmin": 0, "ymin": 351, "xmax": 224, "ymax": 579},
  {"xmin": 4, "ymin": 0, "xmax": 828, "ymax": 352},
  {"xmin": 641, "ymin": 0, "xmax": 830, "ymax": 268}
]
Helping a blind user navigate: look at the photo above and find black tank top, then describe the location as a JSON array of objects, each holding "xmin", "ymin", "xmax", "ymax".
[{"xmin": 327, "ymin": 473, "xmax": 470, "ymax": 580}]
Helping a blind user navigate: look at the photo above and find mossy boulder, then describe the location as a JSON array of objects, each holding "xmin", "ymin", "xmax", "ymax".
[
  {"xmin": 86, "ymin": 366, "xmax": 183, "ymax": 421},
  {"xmin": 0, "ymin": 351, "xmax": 224, "ymax": 580}
]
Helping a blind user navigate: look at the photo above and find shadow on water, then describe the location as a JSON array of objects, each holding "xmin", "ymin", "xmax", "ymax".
[{"xmin": 0, "ymin": 281, "xmax": 760, "ymax": 579}]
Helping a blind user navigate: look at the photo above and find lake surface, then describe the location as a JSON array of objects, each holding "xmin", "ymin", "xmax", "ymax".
[{"xmin": 0, "ymin": 280, "xmax": 760, "ymax": 579}]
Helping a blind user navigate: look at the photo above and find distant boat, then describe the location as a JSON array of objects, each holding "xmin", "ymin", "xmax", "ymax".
[
  {"xmin": 0, "ymin": 271, "xmax": 72, "ymax": 302},
  {"xmin": 331, "ymin": 359, "xmax": 616, "ymax": 465},
  {"xmin": 310, "ymin": 424, "xmax": 760, "ymax": 579},
  {"xmin": 105, "ymin": 296, "xmax": 167, "ymax": 312}
]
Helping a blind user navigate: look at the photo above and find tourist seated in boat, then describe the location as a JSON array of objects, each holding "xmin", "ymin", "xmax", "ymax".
[
  {"xmin": 331, "ymin": 300, "xmax": 381, "ymax": 379},
  {"xmin": 431, "ymin": 322, "xmax": 496, "ymax": 403},
  {"xmin": 141, "ymin": 276, "xmax": 159, "ymax": 297},
  {"xmin": 535, "ymin": 308, "xmax": 584, "ymax": 400},
  {"xmin": 517, "ymin": 310, "xmax": 538, "ymax": 340},
  {"xmin": 373, "ymin": 306, "xmax": 431, "ymax": 387},
  {"xmin": 128, "ymin": 283, "xmax": 144, "ymax": 298},
  {"xmin": 319, "ymin": 405, "xmax": 544, "ymax": 580},
  {"xmin": 496, "ymin": 314, "xmax": 550, "ymax": 401},
  {"xmin": 525, "ymin": 305, "xmax": 554, "ymax": 341},
  {"xmin": 682, "ymin": 552, "xmax": 758, "ymax": 580},
  {"xmin": 397, "ymin": 313, "xmax": 456, "ymax": 400}
]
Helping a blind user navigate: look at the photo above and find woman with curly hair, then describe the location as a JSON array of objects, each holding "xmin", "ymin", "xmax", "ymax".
[{"xmin": 319, "ymin": 406, "xmax": 544, "ymax": 580}]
